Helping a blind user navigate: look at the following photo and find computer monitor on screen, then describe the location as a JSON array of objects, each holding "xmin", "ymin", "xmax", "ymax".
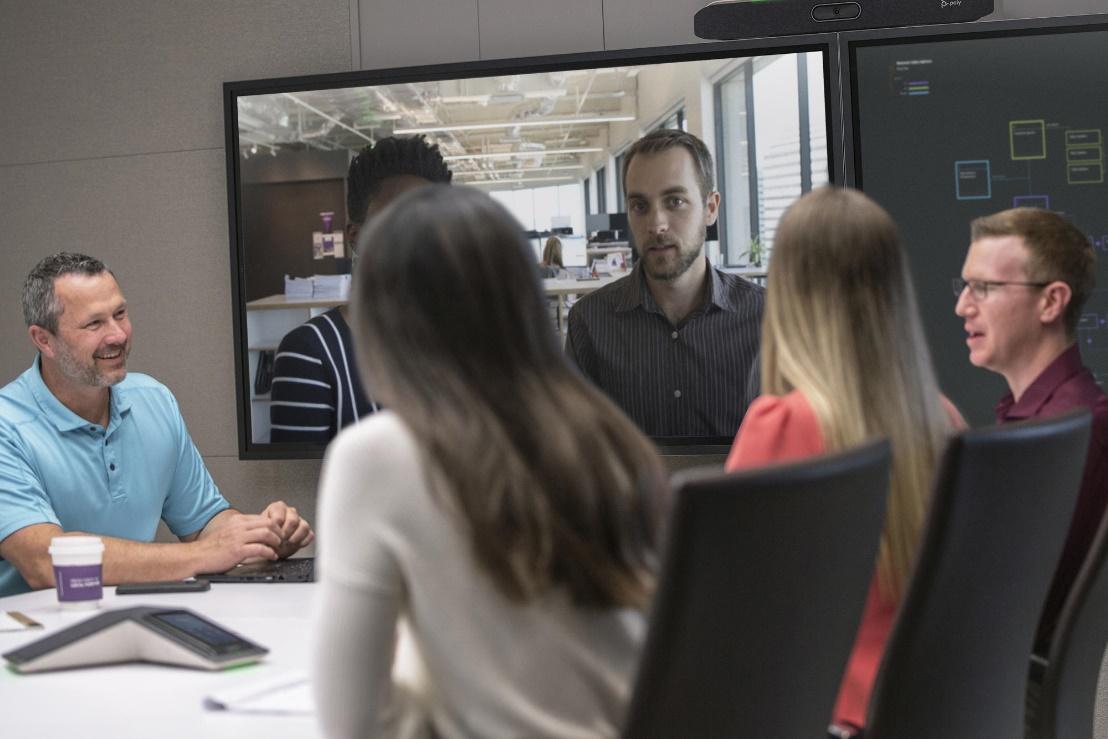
[
  {"xmin": 561, "ymin": 235, "xmax": 588, "ymax": 268},
  {"xmin": 586, "ymin": 213, "xmax": 613, "ymax": 235}
]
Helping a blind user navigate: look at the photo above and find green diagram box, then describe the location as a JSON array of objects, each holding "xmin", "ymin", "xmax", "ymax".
[
  {"xmin": 1011, "ymin": 120, "xmax": 1047, "ymax": 160},
  {"xmin": 1068, "ymin": 163, "xmax": 1104, "ymax": 185},
  {"xmin": 1066, "ymin": 129, "xmax": 1102, "ymax": 147},
  {"xmin": 1067, "ymin": 146, "xmax": 1103, "ymax": 164}
]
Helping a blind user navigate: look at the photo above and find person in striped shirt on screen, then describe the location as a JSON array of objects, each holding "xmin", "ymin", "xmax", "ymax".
[{"xmin": 270, "ymin": 136, "xmax": 453, "ymax": 443}]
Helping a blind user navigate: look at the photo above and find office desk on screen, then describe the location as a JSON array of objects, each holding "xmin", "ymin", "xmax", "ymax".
[
  {"xmin": 542, "ymin": 272, "xmax": 624, "ymax": 296},
  {"xmin": 543, "ymin": 272, "xmax": 626, "ymax": 338},
  {"xmin": 0, "ymin": 584, "xmax": 319, "ymax": 738}
]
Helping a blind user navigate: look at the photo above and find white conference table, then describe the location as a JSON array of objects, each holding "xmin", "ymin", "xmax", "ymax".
[{"xmin": 0, "ymin": 583, "xmax": 323, "ymax": 739}]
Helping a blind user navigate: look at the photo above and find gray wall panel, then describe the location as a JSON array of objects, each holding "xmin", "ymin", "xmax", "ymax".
[
  {"xmin": 990, "ymin": 0, "xmax": 1108, "ymax": 19},
  {"xmin": 0, "ymin": 0, "xmax": 356, "ymax": 507},
  {"xmin": 0, "ymin": 150, "xmax": 239, "ymax": 456},
  {"xmin": 0, "ymin": 0, "xmax": 351, "ymax": 167},
  {"xmin": 357, "ymin": 0, "xmax": 479, "ymax": 69},
  {"xmin": 602, "ymin": 0, "xmax": 709, "ymax": 49},
  {"xmin": 479, "ymin": 0, "xmax": 604, "ymax": 59},
  {"xmin": 204, "ymin": 456, "xmax": 324, "ymax": 541}
]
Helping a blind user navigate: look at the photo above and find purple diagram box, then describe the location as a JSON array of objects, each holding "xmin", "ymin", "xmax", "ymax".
[
  {"xmin": 1013, "ymin": 195, "xmax": 1050, "ymax": 209},
  {"xmin": 955, "ymin": 160, "xmax": 992, "ymax": 200},
  {"xmin": 1078, "ymin": 313, "xmax": 1099, "ymax": 332}
]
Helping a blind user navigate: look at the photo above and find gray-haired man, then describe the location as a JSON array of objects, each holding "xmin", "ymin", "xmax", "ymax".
[{"xmin": 0, "ymin": 253, "xmax": 313, "ymax": 596}]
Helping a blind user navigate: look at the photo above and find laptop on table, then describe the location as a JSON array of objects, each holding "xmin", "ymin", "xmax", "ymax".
[{"xmin": 200, "ymin": 557, "xmax": 314, "ymax": 583}]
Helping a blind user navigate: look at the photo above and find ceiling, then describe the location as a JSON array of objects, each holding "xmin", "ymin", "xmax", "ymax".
[{"xmin": 237, "ymin": 68, "xmax": 641, "ymax": 188}]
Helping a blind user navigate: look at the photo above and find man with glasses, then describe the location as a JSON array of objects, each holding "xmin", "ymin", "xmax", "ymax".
[{"xmin": 954, "ymin": 207, "xmax": 1108, "ymax": 652}]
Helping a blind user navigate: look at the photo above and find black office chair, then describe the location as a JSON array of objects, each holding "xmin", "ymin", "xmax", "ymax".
[
  {"xmin": 862, "ymin": 410, "xmax": 1092, "ymax": 739},
  {"xmin": 1028, "ymin": 501, "xmax": 1108, "ymax": 739},
  {"xmin": 622, "ymin": 439, "xmax": 891, "ymax": 739}
]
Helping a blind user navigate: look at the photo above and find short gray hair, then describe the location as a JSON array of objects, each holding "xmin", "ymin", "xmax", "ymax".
[{"xmin": 22, "ymin": 252, "xmax": 112, "ymax": 333}]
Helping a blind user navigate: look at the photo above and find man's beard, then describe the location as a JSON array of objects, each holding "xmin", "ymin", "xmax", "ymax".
[
  {"xmin": 55, "ymin": 342, "xmax": 130, "ymax": 388},
  {"xmin": 640, "ymin": 235, "xmax": 704, "ymax": 281}
]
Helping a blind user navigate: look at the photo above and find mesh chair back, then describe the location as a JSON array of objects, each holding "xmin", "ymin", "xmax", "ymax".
[
  {"xmin": 1035, "ymin": 500, "xmax": 1108, "ymax": 739},
  {"xmin": 865, "ymin": 410, "xmax": 1092, "ymax": 739},
  {"xmin": 623, "ymin": 439, "xmax": 891, "ymax": 739}
]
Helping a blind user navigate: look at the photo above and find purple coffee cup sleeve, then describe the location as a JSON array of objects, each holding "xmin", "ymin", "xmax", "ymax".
[{"xmin": 54, "ymin": 564, "xmax": 103, "ymax": 602}]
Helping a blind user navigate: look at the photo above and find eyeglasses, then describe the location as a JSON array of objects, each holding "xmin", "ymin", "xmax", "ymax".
[{"xmin": 951, "ymin": 277, "xmax": 1051, "ymax": 300}]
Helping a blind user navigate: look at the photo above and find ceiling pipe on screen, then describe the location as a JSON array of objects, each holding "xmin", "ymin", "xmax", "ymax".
[{"xmin": 394, "ymin": 115, "xmax": 636, "ymax": 135}]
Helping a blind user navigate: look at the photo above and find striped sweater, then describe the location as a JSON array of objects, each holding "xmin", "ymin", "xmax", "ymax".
[{"xmin": 269, "ymin": 308, "xmax": 377, "ymax": 444}]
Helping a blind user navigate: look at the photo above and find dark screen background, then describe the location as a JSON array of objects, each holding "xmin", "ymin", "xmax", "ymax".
[{"xmin": 853, "ymin": 29, "xmax": 1108, "ymax": 425}]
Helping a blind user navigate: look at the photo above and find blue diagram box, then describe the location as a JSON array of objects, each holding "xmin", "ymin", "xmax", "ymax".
[
  {"xmin": 1013, "ymin": 195, "xmax": 1050, "ymax": 209},
  {"xmin": 956, "ymin": 160, "xmax": 992, "ymax": 200},
  {"xmin": 1078, "ymin": 313, "xmax": 1100, "ymax": 332}
]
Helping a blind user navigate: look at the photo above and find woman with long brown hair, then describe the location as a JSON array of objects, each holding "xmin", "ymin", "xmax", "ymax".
[
  {"xmin": 726, "ymin": 187, "xmax": 964, "ymax": 732},
  {"xmin": 311, "ymin": 185, "xmax": 667, "ymax": 738},
  {"xmin": 539, "ymin": 235, "xmax": 565, "ymax": 278}
]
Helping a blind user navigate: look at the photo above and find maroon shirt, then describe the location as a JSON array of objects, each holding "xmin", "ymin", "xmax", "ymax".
[{"xmin": 995, "ymin": 344, "xmax": 1108, "ymax": 652}]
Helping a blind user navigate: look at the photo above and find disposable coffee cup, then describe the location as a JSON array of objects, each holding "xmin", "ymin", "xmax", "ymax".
[{"xmin": 48, "ymin": 536, "xmax": 105, "ymax": 609}]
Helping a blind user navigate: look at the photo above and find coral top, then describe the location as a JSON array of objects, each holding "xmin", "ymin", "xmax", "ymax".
[{"xmin": 726, "ymin": 390, "xmax": 963, "ymax": 729}]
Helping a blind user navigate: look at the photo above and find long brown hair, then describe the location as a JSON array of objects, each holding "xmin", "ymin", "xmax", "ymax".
[
  {"xmin": 541, "ymin": 236, "xmax": 564, "ymax": 268},
  {"xmin": 762, "ymin": 187, "xmax": 953, "ymax": 598},
  {"xmin": 351, "ymin": 185, "xmax": 667, "ymax": 608}
]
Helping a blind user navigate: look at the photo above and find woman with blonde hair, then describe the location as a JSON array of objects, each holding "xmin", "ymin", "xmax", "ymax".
[
  {"xmin": 539, "ymin": 235, "xmax": 565, "ymax": 278},
  {"xmin": 726, "ymin": 187, "xmax": 964, "ymax": 731},
  {"xmin": 312, "ymin": 185, "xmax": 668, "ymax": 738}
]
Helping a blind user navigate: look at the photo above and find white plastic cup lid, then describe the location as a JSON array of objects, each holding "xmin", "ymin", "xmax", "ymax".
[{"xmin": 48, "ymin": 536, "xmax": 105, "ymax": 555}]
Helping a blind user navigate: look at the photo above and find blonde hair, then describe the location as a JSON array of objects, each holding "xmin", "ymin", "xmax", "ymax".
[
  {"xmin": 762, "ymin": 187, "xmax": 953, "ymax": 598},
  {"xmin": 542, "ymin": 236, "xmax": 564, "ymax": 268}
]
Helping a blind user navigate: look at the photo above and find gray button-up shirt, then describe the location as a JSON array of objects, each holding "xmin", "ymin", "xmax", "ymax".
[{"xmin": 566, "ymin": 260, "xmax": 764, "ymax": 438}]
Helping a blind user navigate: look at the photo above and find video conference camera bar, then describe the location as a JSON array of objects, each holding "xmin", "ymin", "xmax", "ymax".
[{"xmin": 695, "ymin": 0, "xmax": 995, "ymax": 40}]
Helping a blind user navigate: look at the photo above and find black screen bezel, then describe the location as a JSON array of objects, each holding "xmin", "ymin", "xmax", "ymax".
[{"xmin": 224, "ymin": 35, "xmax": 843, "ymax": 459}]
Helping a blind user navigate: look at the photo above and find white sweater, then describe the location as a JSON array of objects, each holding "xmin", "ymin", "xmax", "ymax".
[{"xmin": 311, "ymin": 411, "xmax": 646, "ymax": 739}]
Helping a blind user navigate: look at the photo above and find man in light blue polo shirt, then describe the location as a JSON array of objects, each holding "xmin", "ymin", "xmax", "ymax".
[{"xmin": 0, "ymin": 253, "xmax": 314, "ymax": 596}]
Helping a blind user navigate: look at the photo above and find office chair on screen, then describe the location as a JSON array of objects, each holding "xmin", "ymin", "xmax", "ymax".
[
  {"xmin": 1028, "ymin": 502, "xmax": 1108, "ymax": 739},
  {"xmin": 622, "ymin": 439, "xmax": 891, "ymax": 739},
  {"xmin": 860, "ymin": 410, "xmax": 1092, "ymax": 739}
]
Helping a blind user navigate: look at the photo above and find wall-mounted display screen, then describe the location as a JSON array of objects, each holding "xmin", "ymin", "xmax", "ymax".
[
  {"xmin": 850, "ymin": 18, "xmax": 1108, "ymax": 424},
  {"xmin": 226, "ymin": 39, "xmax": 837, "ymax": 457}
]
